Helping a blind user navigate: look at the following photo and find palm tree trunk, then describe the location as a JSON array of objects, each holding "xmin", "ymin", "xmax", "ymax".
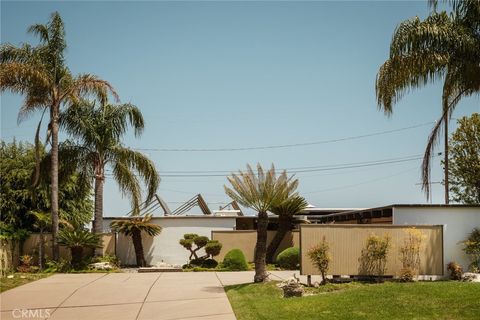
[
  {"xmin": 50, "ymin": 106, "xmax": 60, "ymax": 261},
  {"xmin": 444, "ymin": 117, "xmax": 449, "ymax": 204},
  {"xmin": 254, "ymin": 211, "xmax": 269, "ymax": 283},
  {"xmin": 266, "ymin": 215, "xmax": 291, "ymax": 264},
  {"xmin": 132, "ymin": 230, "xmax": 146, "ymax": 267},
  {"xmin": 38, "ymin": 230, "xmax": 45, "ymax": 270},
  {"xmin": 93, "ymin": 174, "xmax": 104, "ymax": 256},
  {"xmin": 70, "ymin": 246, "xmax": 83, "ymax": 269}
]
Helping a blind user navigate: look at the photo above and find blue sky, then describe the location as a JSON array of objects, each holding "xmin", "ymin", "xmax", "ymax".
[{"xmin": 1, "ymin": 1, "xmax": 479, "ymax": 216}]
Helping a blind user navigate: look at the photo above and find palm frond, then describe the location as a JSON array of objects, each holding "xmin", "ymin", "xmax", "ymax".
[
  {"xmin": 110, "ymin": 214, "xmax": 161, "ymax": 236},
  {"xmin": 110, "ymin": 147, "xmax": 160, "ymax": 205},
  {"xmin": 224, "ymin": 163, "xmax": 299, "ymax": 213},
  {"xmin": 64, "ymin": 74, "xmax": 119, "ymax": 104},
  {"xmin": 270, "ymin": 195, "xmax": 308, "ymax": 217},
  {"xmin": 112, "ymin": 160, "xmax": 142, "ymax": 215}
]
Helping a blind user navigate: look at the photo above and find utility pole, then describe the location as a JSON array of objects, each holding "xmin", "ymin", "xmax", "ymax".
[{"xmin": 444, "ymin": 116, "xmax": 449, "ymax": 204}]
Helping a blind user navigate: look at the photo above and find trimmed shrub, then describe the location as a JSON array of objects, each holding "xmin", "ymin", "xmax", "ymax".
[
  {"xmin": 201, "ymin": 258, "xmax": 218, "ymax": 269},
  {"xmin": 205, "ymin": 240, "xmax": 222, "ymax": 257},
  {"xmin": 223, "ymin": 249, "xmax": 248, "ymax": 271},
  {"xmin": 276, "ymin": 247, "xmax": 300, "ymax": 270}
]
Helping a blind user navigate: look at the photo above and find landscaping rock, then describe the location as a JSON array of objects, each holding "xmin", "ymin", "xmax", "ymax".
[
  {"xmin": 277, "ymin": 277, "xmax": 305, "ymax": 298},
  {"xmin": 89, "ymin": 262, "xmax": 114, "ymax": 270},
  {"xmin": 462, "ymin": 273, "xmax": 480, "ymax": 282}
]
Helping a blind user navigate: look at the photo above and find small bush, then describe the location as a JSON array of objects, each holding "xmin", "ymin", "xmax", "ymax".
[
  {"xmin": 399, "ymin": 228, "xmax": 425, "ymax": 281},
  {"xmin": 461, "ymin": 228, "xmax": 480, "ymax": 272},
  {"xmin": 399, "ymin": 267, "xmax": 414, "ymax": 282},
  {"xmin": 358, "ymin": 233, "xmax": 391, "ymax": 279},
  {"xmin": 44, "ymin": 259, "xmax": 72, "ymax": 273},
  {"xmin": 201, "ymin": 259, "xmax": 218, "ymax": 269},
  {"xmin": 223, "ymin": 249, "xmax": 249, "ymax": 271},
  {"xmin": 447, "ymin": 261, "xmax": 463, "ymax": 280},
  {"xmin": 307, "ymin": 237, "xmax": 330, "ymax": 285},
  {"xmin": 17, "ymin": 255, "xmax": 38, "ymax": 273},
  {"xmin": 276, "ymin": 247, "xmax": 300, "ymax": 270}
]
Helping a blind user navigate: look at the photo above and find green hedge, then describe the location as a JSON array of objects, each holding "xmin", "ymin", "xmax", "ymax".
[
  {"xmin": 276, "ymin": 247, "xmax": 300, "ymax": 270},
  {"xmin": 223, "ymin": 249, "xmax": 249, "ymax": 271}
]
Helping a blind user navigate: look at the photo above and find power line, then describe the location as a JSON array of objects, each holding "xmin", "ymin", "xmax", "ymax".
[
  {"xmin": 104, "ymin": 153, "xmax": 441, "ymax": 178},
  {"xmin": 133, "ymin": 122, "xmax": 433, "ymax": 152},
  {"xmin": 302, "ymin": 166, "xmax": 419, "ymax": 195}
]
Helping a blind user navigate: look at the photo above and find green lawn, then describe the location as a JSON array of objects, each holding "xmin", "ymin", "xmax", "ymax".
[
  {"xmin": 225, "ymin": 281, "xmax": 480, "ymax": 320},
  {"xmin": 0, "ymin": 273, "xmax": 51, "ymax": 293}
]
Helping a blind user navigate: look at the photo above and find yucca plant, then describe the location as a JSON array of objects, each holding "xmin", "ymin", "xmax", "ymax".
[
  {"xmin": 225, "ymin": 164, "xmax": 299, "ymax": 282},
  {"xmin": 376, "ymin": 0, "xmax": 480, "ymax": 202},
  {"xmin": 267, "ymin": 195, "xmax": 308, "ymax": 264},
  {"xmin": 58, "ymin": 229, "xmax": 101, "ymax": 268},
  {"xmin": 0, "ymin": 12, "xmax": 117, "ymax": 260},
  {"xmin": 110, "ymin": 214, "xmax": 161, "ymax": 267}
]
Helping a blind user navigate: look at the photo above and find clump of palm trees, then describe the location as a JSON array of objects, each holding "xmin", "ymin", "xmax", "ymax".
[
  {"xmin": 376, "ymin": 0, "xmax": 479, "ymax": 202},
  {"xmin": 225, "ymin": 164, "xmax": 303, "ymax": 282},
  {"xmin": 0, "ymin": 12, "xmax": 160, "ymax": 263}
]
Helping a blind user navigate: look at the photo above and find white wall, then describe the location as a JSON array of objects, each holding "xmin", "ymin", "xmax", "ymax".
[
  {"xmin": 393, "ymin": 207, "xmax": 480, "ymax": 274},
  {"xmin": 104, "ymin": 217, "xmax": 236, "ymax": 266}
]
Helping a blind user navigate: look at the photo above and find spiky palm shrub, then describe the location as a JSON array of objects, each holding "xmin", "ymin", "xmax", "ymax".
[
  {"xmin": 267, "ymin": 196, "xmax": 308, "ymax": 263},
  {"xmin": 55, "ymin": 101, "xmax": 159, "ymax": 255},
  {"xmin": 110, "ymin": 214, "xmax": 161, "ymax": 267},
  {"xmin": 58, "ymin": 229, "xmax": 101, "ymax": 268},
  {"xmin": 0, "ymin": 12, "xmax": 117, "ymax": 260},
  {"xmin": 224, "ymin": 164, "xmax": 298, "ymax": 282},
  {"xmin": 376, "ymin": 0, "xmax": 480, "ymax": 202}
]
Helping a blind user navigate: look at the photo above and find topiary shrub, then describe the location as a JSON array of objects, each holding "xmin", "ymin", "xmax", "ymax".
[
  {"xmin": 201, "ymin": 258, "xmax": 218, "ymax": 269},
  {"xmin": 179, "ymin": 234, "xmax": 222, "ymax": 268},
  {"xmin": 223, "ymin": 249, "xmax": 249, "ymax": 271},
  {"xmin": 276, "ymin": 247, "xmax": 300, "ymax": 270}
]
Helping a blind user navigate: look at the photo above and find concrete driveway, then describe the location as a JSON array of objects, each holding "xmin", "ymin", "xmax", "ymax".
[{"xmin": 0, "ymin": 271, "xmax": 308, "ymax": 320}]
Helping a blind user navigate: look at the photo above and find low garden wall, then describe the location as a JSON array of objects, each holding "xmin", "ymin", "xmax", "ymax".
[
  {"xmin": 300, "ymin": 224, "xmax": 443, "ymax": 276},
  {"xmin": 212, "ymin": 230, "xmax": 299, "ymax": 262}
]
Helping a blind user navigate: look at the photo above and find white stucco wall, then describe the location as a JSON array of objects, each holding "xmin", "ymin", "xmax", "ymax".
[
  {"xmin": 393, "ymin": 206, "xmax": 480, "ymax": 273},
  {"xmin": 103, "ymin": 216, "xmax": 237, "ymax": 266}
]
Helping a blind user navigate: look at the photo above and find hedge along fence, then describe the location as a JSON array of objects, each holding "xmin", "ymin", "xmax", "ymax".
[
  {"xmin": 300, "ymin": 225, "xmax": 444, "ymax": 276},
  {"xmin": 1, "ymin": 233, "xmax": 116, "ymax": 272},
  {"xmin": 211, "ymin": 230, "xmax": 299, "ymax": 262}
]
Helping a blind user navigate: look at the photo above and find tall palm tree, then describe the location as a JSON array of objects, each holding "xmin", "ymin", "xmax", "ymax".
[
  {"xmin": 225, "ymin": 164, "xmax": 298, "ymax": 282},
  {"xmin": 0, "ymin": 12, "xmax": 118, "ymax": 260},
  {"xmin": 266, "ymin": 195, "xmax": 308, "ymax": 264},
  {"xmin": 376, "ymin": 0, "xmax": 479, "ymax": 202},
  {"xmin": 110, "ymin": 214, "xmax": 162, "ymax": 267},
  {"xmin": 58, "ymin": 101, "xmax": 160, "ymax": 254}
]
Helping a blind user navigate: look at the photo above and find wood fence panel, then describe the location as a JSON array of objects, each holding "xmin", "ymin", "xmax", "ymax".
[{"xmin": 300, "ymin": 224, "xmax": 443, "ymax": 276}]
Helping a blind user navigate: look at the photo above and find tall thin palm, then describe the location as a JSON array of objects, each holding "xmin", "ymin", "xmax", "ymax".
[
  {"xmin": 224, "ymin": 164, "xmax": 298, "ymax": 282},
  {"xmin": 59, "ymin": 101, "xmax": 160, "ymax": 254},
  {"xmin": 0, "ymin": 12, "xmax": 118, "ymax": 260},
  {"xmin": 267, "ymin": 195, "xmax": 307, "ymax": 264},
  {"xmin": 376, "ymin": 0, "xmax": 479, "ymax": 202}
]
